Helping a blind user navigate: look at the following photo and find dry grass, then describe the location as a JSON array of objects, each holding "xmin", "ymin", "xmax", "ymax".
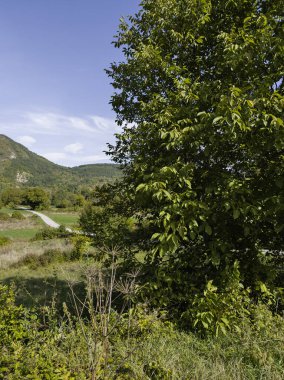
[
  {"xmin": 0, "ymin": 215, "xmax": 41, "ymax": 231},
  {"xmin": 0, "ymin": 238, "xmax": 73, "ymax": 269}
]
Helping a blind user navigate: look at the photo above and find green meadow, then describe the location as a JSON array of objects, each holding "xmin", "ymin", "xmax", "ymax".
[{"xmin": 44, "ymin": 211, "xmax": 79, "ymax": 227}]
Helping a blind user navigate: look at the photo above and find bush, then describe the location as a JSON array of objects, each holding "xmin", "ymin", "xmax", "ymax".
[
  {"xmin": 0, "ymin": 236, "xmax": 11, "ymax": 247},
  {"xmin": 15, "ymin": 249, "xmax": 73, "ymax": 269},
  {"xmin": 16, "ymin": 253, "xmax": 40, "ymax": 269},
  {"xmin": 71, "ymin": 235, "xmax": 91, "ymax": 260},
  {"xmin": 11, "ymin": 211, "xmax": 25, "ymax": 220},
  {"xmin": 32, "ymin": 225, "xmax": 71, "ymax": 241},
  {"xmin": 1, "ymin": 283, "xmax": 284, "ymax": 379},
  {"xmin": 0, "ymin": 212, "xmax": 10, "ymax": 221}
]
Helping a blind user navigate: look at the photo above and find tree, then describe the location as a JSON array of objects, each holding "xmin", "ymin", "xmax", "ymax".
[
  {"xmin": 23, "ymin": 188, "xmax": 50, "ymax": 210},
  {"xmin": 79, "ymin": 184, "xmax": 139, "ymax": 249},
  {"xmin": 1, "ymin": 188, "xmax": 24, "ymax": 208},
  {"xmin": 106, "ymin": 0, "xmax": 283, "ymax": 317}
]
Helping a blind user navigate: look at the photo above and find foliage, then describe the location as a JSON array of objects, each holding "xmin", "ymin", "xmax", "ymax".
[
  {"xmin": 183, "ymin": 262, "xmax": 251, "ymax": 336},
  {"xmin": 22, "ymin": 187, "xmax": 50, "ymax": 209},
  {"xmin": 0, "ymin": 285, "xmax": 30, "ymax": 349},
  {"xmin": 105, "ymin": 0, "xmax": 284, "ymax": 316},
  {"xmin": 80, "ymin": 204, "xmax": 130, "ymax": 247},
  {"xmin": 79, "ymin": 184, "xmax": 153, "ymax": 259},
  {"xmin": 14, "ymin": 248, "xmax": 73, "ymax": 269},
  {"xmin": 0, "ymin": 212, "xmax": 10, "ymax": 221},
  {"xmin": 11, "ymin": 210, "xmax": 25, "ymax": 220},
  {"xmin": 71, "ymin": 235, "xmax": 91, "ymax": 260},
  {"xmin": 0, "ymin": 134, "xmax": 121, "ymax": 189},
  {"xmin": 32, "ymin": 225, "xmax": 71, "ymax": 240},
  {"xmin": 1, "ymin": 187, "xmax": 24, "ymax": 208},
  {"xmin": 0, "ymin": 282, "xmax": 284, "ymax": 379},
  {"xmin": 0, "ymin": 236, "xmax": 11, "ymax": 247},
  {"xmin": 51, "ymin": 189, "xmax": 86, "ymax": 209}
]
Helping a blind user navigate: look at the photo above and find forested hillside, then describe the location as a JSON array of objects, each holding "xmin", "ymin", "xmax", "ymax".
[{"xmin": 0, "ymin": 134, "xmax": 121, "ymax": 189}]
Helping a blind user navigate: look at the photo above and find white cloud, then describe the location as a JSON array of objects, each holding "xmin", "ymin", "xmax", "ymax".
[
  {"xmin": 64, "ymin": 143, "xmax": 83, "ymax": 154},
  {"xmin": 0, "ymin": 109, "xmax": 121, "ymax": 166},
  {"xmin": 43, "ymin": 152, "xmax": 68, "ymax": 161},
  {"xmin": 24, "ymin": 112, "xmax": 119, "ymax": 134},
  {"xmin": 42, "ymin": 151, "xmax": 109, "ymax": 166},
  {"xmin": 0, "ymin": 111, "xmax": 121, "ymax": 136},
  {"xmin": 90, "ymin": 115, "xmax": 119, "ymax": 131},
  {"xmin": 16, "ymin": 135, "xmax": 36, "ymax": 147},
  {"xmin": 25, "ymin": 113, "xmax": 59, "ymax": 130}
]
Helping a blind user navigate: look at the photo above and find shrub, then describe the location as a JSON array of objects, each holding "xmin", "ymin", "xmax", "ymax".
[
  {"xmin": 0, "ymin": 212, "xmax": 10, "ymax": 221},
  {"xmin": 11, "ymin": 210, "xmax": 25, "ymax": 220},
  {"xmin": 1, "ymin": 282, "xmax": 284, "ymax": 379},
  {"xmin": 15, "ymin": 248, "xmax": 73, "ymax": 269},
  {"xmin": 71, "ymin": 235, "xmax": 91, "ymax": 260},
  {"xmin": 0, "ymin": 236, "xmax": 11, "ymax": 247},
  {"xmin": 38, "ymin": 248, "xmax": 72, "ymax": 266},
  {"xmin": 0, "ymin": 285, "xmax": 29, "ymax": 348},
  {"xmin": 32, "ymin": 225, "xmax": 70, "ymax": 241},
  {"xmin": 16, "ymin": 253, "xmax": 39, "ymax": 269}
]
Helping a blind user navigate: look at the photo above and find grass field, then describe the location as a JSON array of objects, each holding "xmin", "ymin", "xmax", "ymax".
[
  {"xmin": 0, "ymin": 238, "xmax": 73, "ymax": 268},
  {"xmin": 0, "ymin": 236, "xmax": 83, "ymax": 310},
  {"xmin": 0, "ymin": 207, "xmax": 80, "ymax": 242},
  {"xmin": 0, "ymin": 228, "xmax": 39, "ymax": 240},
  {"xmin": 0, "ymin": 207, "xmax": 44, "ymax": 241},
  {"xmin": 0, "ymin": 207, "xmax": 90, "ymax": 310},
  {"xmin": 0, "ymin": 207, "xmax": 14, "ymax": 214},
  {"xmin": 44, "ymin": 211, "xmax": 79, "ymax": 227}
]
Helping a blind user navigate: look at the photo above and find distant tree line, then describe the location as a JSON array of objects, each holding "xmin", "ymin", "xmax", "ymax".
[{"xmin": 0, "ymin": 185, "xmax": 96, "ymax": 210}]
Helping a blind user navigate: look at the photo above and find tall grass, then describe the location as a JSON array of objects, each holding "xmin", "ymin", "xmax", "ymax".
[
  {"xmin": 1, "ymin": 276, "xmax": 284, "ymax": 379},
  {"xmin": 0, "ymin": 239, "xmax": 73, "ymax": 269}
]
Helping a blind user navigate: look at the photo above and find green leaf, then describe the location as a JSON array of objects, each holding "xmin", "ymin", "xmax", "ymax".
[
  {"xmin": 221, "ymin": 317, "xmax": 230, "ymax": 327},
  {"xmin": 151, "ymin": 233, "xmax": 160, "ymax": 240},
  {"xmin": 136, "ymin": 183, "xmax": 146, "ymax": 192},
  {"xmin": 260, "ymin": 282, "xmax": 268, "ymax": 293},
  {"xmin": 190, "ymin": 231, "xmax": 196, "ymax": 240},
  {"xmin": 201, "ymin": 320, "xmax": 209, "ymax": 329},
  {"xmin": 205, "ymin": 224, "xmax": 212, "ymax": 235},
  {"xmin": 233, "ymin": 209, "xmax": 240, "ymax": 219},
  {"xmin": 213, "ymin": 116, "xmax": 223, "ymax": 124}
]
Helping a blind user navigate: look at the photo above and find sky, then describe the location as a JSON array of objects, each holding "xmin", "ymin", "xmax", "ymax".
[{"xmin": 0, "ymin": 0, "xmax": 140, "ymax": 167}]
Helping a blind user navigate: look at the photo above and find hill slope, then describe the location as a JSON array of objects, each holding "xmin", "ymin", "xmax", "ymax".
[{"xmin": 0, "ymin": 134, "xmax": 121, "ymax": 189}]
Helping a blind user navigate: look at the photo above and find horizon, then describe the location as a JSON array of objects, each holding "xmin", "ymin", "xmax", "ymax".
[{"xmin": 0, "ymin": 0, "xmax": 140, "ymax": 166}]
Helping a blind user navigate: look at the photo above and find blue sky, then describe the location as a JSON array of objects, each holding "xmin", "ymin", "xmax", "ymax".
[{"xmin": 0, "ymin": 0, "xmax": 140, "ymax": 166}]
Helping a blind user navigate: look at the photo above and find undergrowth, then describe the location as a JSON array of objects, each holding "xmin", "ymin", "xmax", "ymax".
[
  {"xmin": 1, "ymin": 251, "xmax": 284, "ymax": 380},
  {"xmin": 1, "ymin": 283, "xmax": 284, "ymax": 379}
]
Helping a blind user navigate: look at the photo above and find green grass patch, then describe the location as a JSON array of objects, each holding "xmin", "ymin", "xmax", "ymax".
[
  {"xmin": 0, "ymin": 228, "xmax": 39, "ymax": 241},
  {"xmin": 44, "ymin": 211, "xmax": 79, "ymax": 226},
  {"xmin": 0, "ymin": 207, "xmax": 13, "ymax": 214}
]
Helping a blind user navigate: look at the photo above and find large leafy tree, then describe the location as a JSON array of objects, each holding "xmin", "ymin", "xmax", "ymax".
[
  {"xmin": 106, "ymin": 0, "xmax": 283, "ymax": 313},
  {"xmin": 23, "ymin": 187, "xmax": 50, "ymax": 210}
]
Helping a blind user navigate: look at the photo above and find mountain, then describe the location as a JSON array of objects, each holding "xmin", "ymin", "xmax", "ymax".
[{"xmin": 0, "ymin": 134, "xmax": 121, "ymax": 189}]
